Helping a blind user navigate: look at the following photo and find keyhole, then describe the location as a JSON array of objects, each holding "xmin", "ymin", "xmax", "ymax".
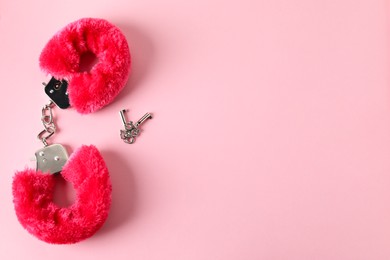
[
  {"xmin": 79, "ymin": 51, "xmax": 99, "ymax": 72},
  {"xmin": 53, "ymin": 81, "xmax": 61, "ymax": 90}
]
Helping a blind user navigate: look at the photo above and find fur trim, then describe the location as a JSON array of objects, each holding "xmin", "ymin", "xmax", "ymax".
[
  {"xmin": 39, "ymin": 18, "xmax": 131, "ymax": 114},
  {"xmin": 12, "ymin": 145, "xmax": 112, "ymax": 244}
]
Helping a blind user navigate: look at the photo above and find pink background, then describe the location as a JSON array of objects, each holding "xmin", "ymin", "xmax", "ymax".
[{"xmin": 1, "ymin": 0, "xmax": 390, "ymax": 259}]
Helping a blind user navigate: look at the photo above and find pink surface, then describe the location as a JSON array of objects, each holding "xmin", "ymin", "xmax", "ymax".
[{"xmin": 0, "ymin": 0, "xmax": 390, "ymax": 259}]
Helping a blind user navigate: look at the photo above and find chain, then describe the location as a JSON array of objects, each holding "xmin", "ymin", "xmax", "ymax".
[{"xmin": 37, "ymin": 101, "xmax": 57, "ymax": 146}]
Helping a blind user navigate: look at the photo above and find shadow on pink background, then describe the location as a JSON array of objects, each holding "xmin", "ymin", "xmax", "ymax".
[{"xmin": 1, "ymin": 0, "xmax": 390, "ymax": 259}]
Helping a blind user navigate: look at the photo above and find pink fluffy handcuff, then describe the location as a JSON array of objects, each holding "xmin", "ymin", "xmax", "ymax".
[{"xmin": 12, "ymin": 18, "xmax": 131, "ymax": 244}]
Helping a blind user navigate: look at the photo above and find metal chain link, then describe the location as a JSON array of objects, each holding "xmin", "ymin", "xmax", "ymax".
[{"xmin": 37, "ymin": 101, "xmax": 57, "ymax": 146}]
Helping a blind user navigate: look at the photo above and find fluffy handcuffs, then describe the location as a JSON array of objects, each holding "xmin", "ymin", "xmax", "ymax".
[{"xmin": 12, "ymin": 18, "xmax": 131, "ymax": 244}]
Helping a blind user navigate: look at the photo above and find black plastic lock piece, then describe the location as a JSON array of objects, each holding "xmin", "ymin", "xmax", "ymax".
[{"xmin": 44, "ymin": 77, "xmax": 70, "ymax": 109}]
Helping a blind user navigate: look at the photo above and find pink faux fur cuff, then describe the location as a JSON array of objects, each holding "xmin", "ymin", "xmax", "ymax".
[
  {"xmin": 39, "ymin": 18, "xmax": 131, "ymax": 114},
  {"xmin": 12, "ymin": 145, "xmax": 112, "ymax": 244}
]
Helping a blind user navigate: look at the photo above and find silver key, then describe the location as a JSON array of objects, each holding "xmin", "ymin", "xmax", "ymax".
[{"xmin": 119, "ymin": 109, "xmax": 152, "ymax": 144}]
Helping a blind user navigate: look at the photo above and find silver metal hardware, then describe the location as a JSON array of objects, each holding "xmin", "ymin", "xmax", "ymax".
[
  {"xmin": 119, "ymin": 109, "xmax": 152, "ymax": 144},
  {"xmin": 34, "ymin": 91, "xmax": 68, "ymax": 174},
  {"xmin": 35, "ymin": 144, "xmax": 69, "ymax": 174},
  {"xmin": 37, "ymin": 101, "xmax": 57, "ymax": 146},
  {"xmin": 135, "ymin": 113, "xmax": 153, "ymax": 127}
]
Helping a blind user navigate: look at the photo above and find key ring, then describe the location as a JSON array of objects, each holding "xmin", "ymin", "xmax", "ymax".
[{"xmin": 119, "ymin": 109, "xmax": 152, "ymax": 144}]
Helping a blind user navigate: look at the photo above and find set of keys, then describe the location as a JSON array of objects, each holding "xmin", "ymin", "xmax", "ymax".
[{"xmin": 119, "ymin": 109, "xmax": 152, "ymax": 144}]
